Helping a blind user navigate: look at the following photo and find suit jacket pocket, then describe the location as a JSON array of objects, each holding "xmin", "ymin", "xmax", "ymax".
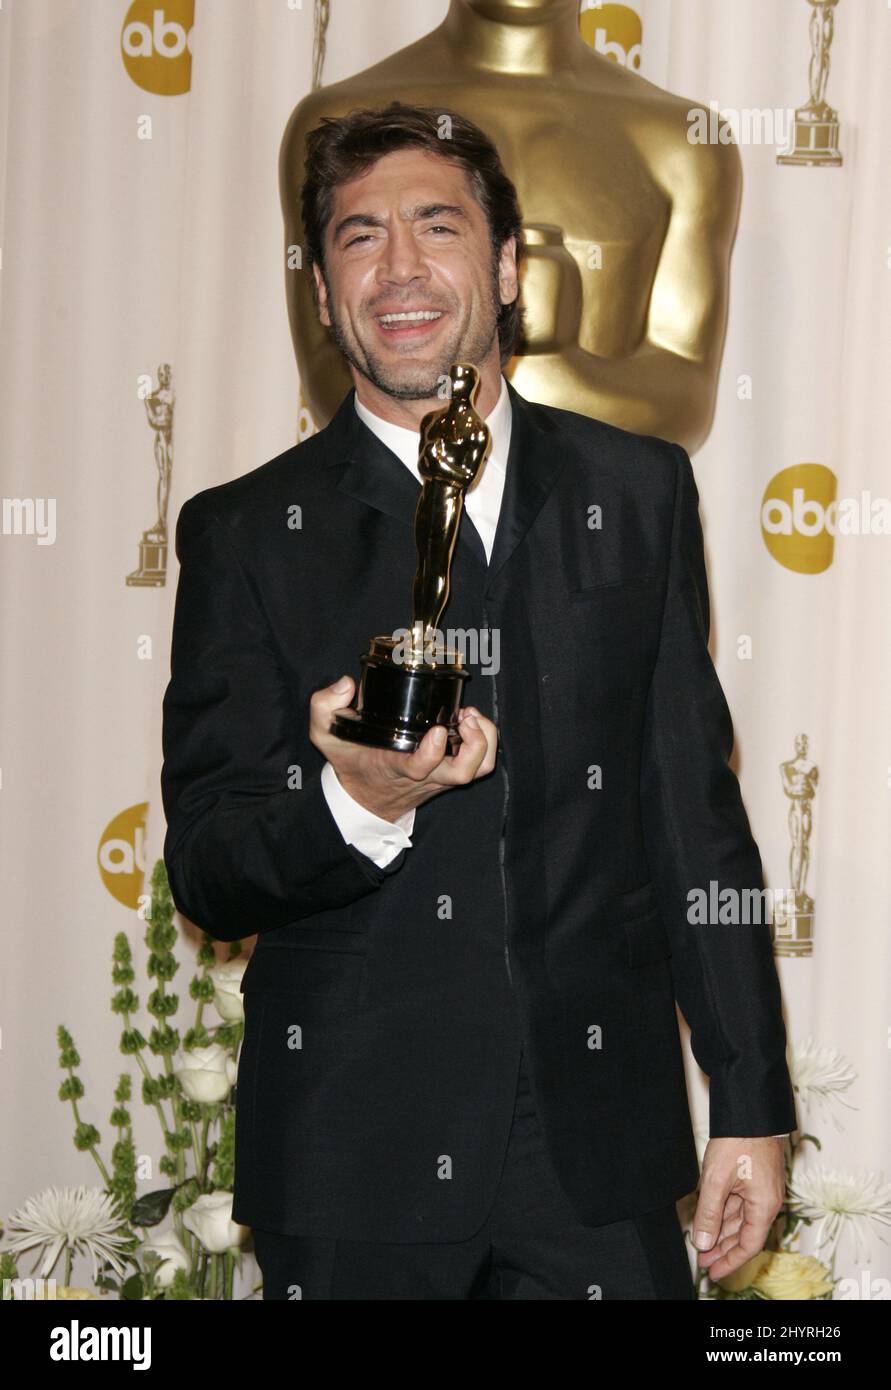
[{"xmin": 569, "ymin": 572, "xmax": 658, "ymax": 595}]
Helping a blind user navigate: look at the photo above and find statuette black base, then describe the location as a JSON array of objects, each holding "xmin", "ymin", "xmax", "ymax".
[{"xmin": 331, "ymin": 635, "xmax": 469, "ymax": 755}]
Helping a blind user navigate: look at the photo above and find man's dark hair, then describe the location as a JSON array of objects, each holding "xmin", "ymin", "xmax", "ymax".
[{"xmin": 300, "ymin": 101, "xmax": 526, "ymax": 365}]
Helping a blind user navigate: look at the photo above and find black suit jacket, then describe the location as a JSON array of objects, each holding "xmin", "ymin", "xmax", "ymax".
[{"xmin": 161, "ymin": 380, "xmax": 797, "ymax": 1242}]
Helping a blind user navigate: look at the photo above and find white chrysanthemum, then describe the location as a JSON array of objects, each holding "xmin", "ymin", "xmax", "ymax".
[
  {"xmin": 788, "ymin": 1166, "xmax": 891, "ymax": 1265},
  {"xmin": 789, "ymin": 1037, "xmax": 857, "ymax": 1129},
  {"xmin": 0, "ymin": 1186, "xmax": 131, "ymax": 1282}
]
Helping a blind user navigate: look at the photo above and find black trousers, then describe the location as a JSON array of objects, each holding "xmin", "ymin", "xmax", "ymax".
[{"xmin": 252, "ymin": 1042, "xmax": 696, "ymax": 1300}]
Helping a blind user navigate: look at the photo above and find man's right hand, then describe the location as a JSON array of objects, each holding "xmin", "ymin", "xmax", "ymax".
[{"xmin": 309, "ymin": 675, "xmax": 499, "ymax": 824}]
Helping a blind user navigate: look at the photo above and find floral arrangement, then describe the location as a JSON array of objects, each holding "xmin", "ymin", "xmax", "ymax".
[
  {"xmin": 3, "ymin": 863, "xmax": 889, "ymax": 1301},
  {"xmin": 0, "ymin": 861, "xmax": 256, "ymax": 1300},
  {"xmin": 680, "ymin": 1038, "xmax": 891, "ymax": 1300}
]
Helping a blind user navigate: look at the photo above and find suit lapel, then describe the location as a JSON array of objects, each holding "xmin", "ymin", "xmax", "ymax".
[
  {"xmin": 485, "ymin": 379, "xmax": 563, "ymax": 593},
  {"xmin": 321, "ymin": 379, "xmax": 564, "ymax": 589}
]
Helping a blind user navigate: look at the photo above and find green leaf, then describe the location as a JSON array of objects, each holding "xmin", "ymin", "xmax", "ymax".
[{"xmin": 131, "ymin": 1187, "xmax": 176, "ymax": 1227}]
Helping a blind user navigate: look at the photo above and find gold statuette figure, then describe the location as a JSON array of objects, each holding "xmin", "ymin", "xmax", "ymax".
[
  {"xmin": 412, "ymin": 364, "xmax": 491, "ymax": 655},
  {"xmin": 331, "ymin": 363, "xmax": 491, "ymax": 754}
]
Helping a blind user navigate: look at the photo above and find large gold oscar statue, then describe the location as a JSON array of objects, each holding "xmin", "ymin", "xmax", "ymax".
[{"xmin": 280, "ymin": 0, "xmax": 742, "ymax": 453}]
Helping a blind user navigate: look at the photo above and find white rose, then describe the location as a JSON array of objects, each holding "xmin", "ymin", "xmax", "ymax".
[
  {"xmin": 209, "ymin": 959, "xmax": 246, "ymax": 1023},
  {"xmin": 175, "ymin": 1043, "xmax": 238, "ymax": 1103},
  {"xmin": 182, "ymin": 1192, "xmax": 249, "ymax": 1254},
  {"xmin": 139, "ymin": 1229, "xmax": 189, "ymax": 1289}
]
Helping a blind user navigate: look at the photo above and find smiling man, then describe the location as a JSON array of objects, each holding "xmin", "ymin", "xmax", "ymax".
[
  {"xmin": 306, "ymin": 127, "xmax": 515, "ymax": 425},
  {"xmin": 161, "ymin": 102, "xmax": 797, "ymax": 1301}
]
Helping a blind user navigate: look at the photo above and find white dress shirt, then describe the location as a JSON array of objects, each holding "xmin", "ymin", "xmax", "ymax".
[{"xmin": 320, "ymin": 373, "xmax": 512, "ymax": 868}]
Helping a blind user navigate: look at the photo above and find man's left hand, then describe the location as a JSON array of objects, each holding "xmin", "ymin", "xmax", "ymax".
[{"xmin": 692, "ymin": 1136, "xmax": 786, "ymax": 1281}]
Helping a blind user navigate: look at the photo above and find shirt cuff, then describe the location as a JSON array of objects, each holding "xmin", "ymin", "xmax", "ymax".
[{"xmin": 321, "ymin": 760, "xmax": 415, "ymax": 869}]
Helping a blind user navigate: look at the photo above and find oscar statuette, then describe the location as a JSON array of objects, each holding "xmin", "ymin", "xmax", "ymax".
[{"xmin": 330, "ymin": 362, "xmax": 492, "ymax": 755}]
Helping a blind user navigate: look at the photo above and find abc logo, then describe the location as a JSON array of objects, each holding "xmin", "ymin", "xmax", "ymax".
[
  {"xmin": 97, "ymin": 803, "xmax": 148, "ymax": 910},
  {"xmin": 121, "ymin": 1, "xmax": 194, "ymax": 96},
  {"xmin": 579, "ymin": 3, "xmax": 642, "ymax": 70},
  {"xmin": 761, "ymin": 464, "xmax": 838, "ymax": 574}
]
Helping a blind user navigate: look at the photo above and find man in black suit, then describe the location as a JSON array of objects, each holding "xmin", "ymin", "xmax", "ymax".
[{"xmin": 161, "ymin": 104, "xmax": 796, "ymax": 1300}]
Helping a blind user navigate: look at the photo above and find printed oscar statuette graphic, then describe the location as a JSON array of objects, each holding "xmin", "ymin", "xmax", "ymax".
[
  {"xmin": 331, "ymin": 362, "xmax": 491, "ymax": 755},
  {"xmin": 777, "ymin": 0, "xmax": 844, "ymax": 168},
  {"xmin": 773, "ymin": 732, "xmax": 819, "ymax": 956},
  {"xmin": 126, "ymin": 362, "xmax": 174, "ymax": 587}
]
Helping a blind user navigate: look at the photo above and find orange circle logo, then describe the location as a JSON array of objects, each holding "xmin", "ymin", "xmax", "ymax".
[
  {"xmin": 579, "ymin": 3, "xmax": 642, "ymax": 70},
  {"xmin": 97, "ymin": 803, "xmax": 148, "ymax": 910},
  {"xmin": 761, "ymin": 464, "xmax": 838, "ymax": 574},
  {"xmin": 121, "ymin": 1, "xmax": 195, "ymax": 96}
]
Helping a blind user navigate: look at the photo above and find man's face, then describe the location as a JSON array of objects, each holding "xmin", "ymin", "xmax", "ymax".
[{"xmin": 314, "ymin": 147, "xmax": 517, "ymax": 401}]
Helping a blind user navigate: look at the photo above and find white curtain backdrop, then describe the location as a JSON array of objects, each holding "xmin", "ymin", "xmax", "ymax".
[{"xmin": 1, "ymin": 0, "xmax": 888, "ymax": 1294}]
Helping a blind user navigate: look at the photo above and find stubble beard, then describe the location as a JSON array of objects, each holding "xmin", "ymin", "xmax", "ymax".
[{"xmin": 324, "ymin": 271, "xmax": 503, "ymax": 403}]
